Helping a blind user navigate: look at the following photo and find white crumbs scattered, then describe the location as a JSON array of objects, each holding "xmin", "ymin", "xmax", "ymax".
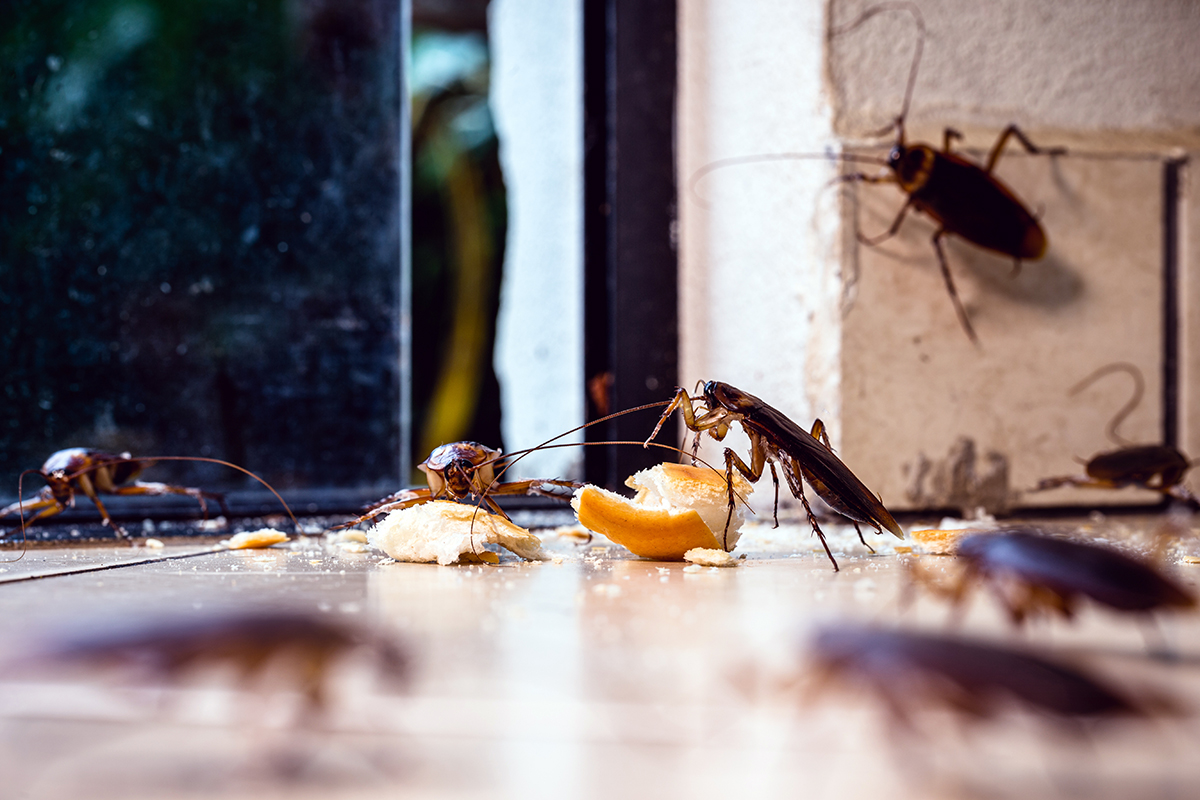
[{"xmin": 683, "ymin": 548, "xmax": 738, "ymax": 567}]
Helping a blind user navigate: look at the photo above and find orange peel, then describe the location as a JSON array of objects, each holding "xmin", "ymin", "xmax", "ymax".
[{"xmin": 572, "ymin": 463, "xmax": 751, "ymax": 560}]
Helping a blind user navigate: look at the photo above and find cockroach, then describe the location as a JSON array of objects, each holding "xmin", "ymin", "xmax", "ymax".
[
  {"xmin": 916, "ymin": 529, "xmax": 1196, "ymax": 625},
  {"xmin": 830, "ymin": 4, "xmax": 1066, "ymax": 344},
  {"xmin": 333, "ymin": 440, "xmax": 585, "ymax": 530},
  {"xmin": 1035, "ymin": 446, "xmax": 1199, "ymax": 507},
  {"xmin": 336, "ymin": 398, "xmax": 705, "ymax": 531},
  {"xmin": 337, "ymin": 406, "xmax": 738, "ymax": 565},
  {"xmin": 1032, "ymin": 363, "xmax": 1199, "ymax": 506},
  {"xmin": 692, "ymin": 3, "xmax": 1065, "ymax": 345},
  {"xmin": 807, "ymin": 624, "xmax": 1149, "ymax": 731},
  {"xmin": 0, "ymin": 448, "xmax": 299, "ymax": 539},
  {"xmin": 644, "ymin": 381, "xmax": 903, "ymax": 570},
  {"xmin": 20, "ymin": 610, "xmax": 409, "ymax": 719}
]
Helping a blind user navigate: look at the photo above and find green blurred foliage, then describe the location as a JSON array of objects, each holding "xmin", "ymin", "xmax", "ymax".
[
  {"xmin": 0, "ymin": 0, "xmax": 402, "ymax": 492},
  {"xmin": 409, "ymin": 29, "xmax": 504, "ymax": 477}
]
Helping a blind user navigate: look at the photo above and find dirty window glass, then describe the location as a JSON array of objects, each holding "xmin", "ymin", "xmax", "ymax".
[{"xmin": 0, "ymin": 0, "xmax": 403, "ymax": 507}]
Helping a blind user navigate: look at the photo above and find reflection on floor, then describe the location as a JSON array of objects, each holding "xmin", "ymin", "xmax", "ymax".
[{"xmin": 0, "ymin": 512, "xmax": 1197, "ymax": 800}]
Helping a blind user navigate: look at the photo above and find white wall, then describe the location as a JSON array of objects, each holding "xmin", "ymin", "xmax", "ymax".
[
  {"xmin": 489, "ymin": 0, "xmax": 584, "ymax": 479},
  {"xmin": 678, "ymin": 0, "xmax": 840, "ymax": 471}
]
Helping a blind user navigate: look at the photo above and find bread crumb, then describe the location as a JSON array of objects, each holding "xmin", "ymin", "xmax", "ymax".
[
  {"xmin": 543, "ymin": 525, "xmax": 592, "ymax": 544},
  {"xmin": 144, "ymin": 538, "xmax": 165, "ymax": 549},
  {"xmin": 223, "ymin": 529, "xmax": 290, "ymax": 549},
  {"xmin": 911, "ymin": 528, "xmax": 971, "ymax": 555},
  {"xmin": 329, "ymin": 529, "xmax": 369, "ymax": 544},
  {"xmin": 368, "ymin": 501, "xmax": 547, "ymax": 565},
  {"xmin": 684, "ymin": 548, "xmax": 738, "ymax": 567}
]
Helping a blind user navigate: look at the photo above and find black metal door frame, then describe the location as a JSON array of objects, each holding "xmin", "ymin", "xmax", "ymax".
[{"xmin": 583, "ymin": 0, "xmax": 679, "ymax": 489}]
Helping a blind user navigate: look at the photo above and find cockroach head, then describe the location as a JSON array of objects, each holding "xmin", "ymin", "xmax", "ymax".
[
  {"xmin": 45, "ymin": 469, "xmax": 75, "ymax": 501},
  {"xmin": 886, "ymin": 144, "xmax": 904, "ymax": 169},
  {"xmin": 889, "ymin": 146, "xmax": 935, "ymax": 190},
  {"xmin": 704, "ymin": 381, "xmax": 755, "ymax": 413}
]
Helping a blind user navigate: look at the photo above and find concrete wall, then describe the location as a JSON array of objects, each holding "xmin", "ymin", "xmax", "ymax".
[{"xmin": 829, "ymin": 0, "xmax": 1200, "ymax": 151}]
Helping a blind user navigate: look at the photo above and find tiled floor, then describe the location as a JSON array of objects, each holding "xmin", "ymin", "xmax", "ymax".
[{"xmin": 0, "ymin": 511, "xmax": 1197, "ymax": 799}]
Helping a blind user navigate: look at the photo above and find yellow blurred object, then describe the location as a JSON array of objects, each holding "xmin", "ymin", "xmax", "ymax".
[{"xmin": 911, "ymin": 528, "xmax": 972, "ymax": 555}]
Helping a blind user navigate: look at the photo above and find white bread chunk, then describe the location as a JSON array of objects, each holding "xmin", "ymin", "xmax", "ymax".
[{"xmin": 368, "ymin": 500, "xmax": 548, "ymax": 565}]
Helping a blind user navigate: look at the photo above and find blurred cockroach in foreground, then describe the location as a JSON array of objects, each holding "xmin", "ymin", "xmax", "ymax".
[
  {"xmin": 807, "ymin": 625, "xmax": 1152, "ymax": 732},
  {"xmin": 1032, "ymin": 363, "xmax": 1199, "ymax": 506},
  {"xmin": 19, "ymin": 611, "xmax": 409, "ymax": 722},
  {"xmin": 645, "ymin": 381, "xmax": 903, "ymax": 570},
  {"xmin": 692, "ymin": 3, "xmax": 1065, "ymax": 345},
  {"xmin": 912, "ymin": 529, "xmax": 1195, "ymax": 626},
  {"xmin": 0, "ymin": 449, "xmax": 299, "ymax": 540}
]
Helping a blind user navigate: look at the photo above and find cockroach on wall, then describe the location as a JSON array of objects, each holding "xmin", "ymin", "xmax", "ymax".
[
  {"xmin": 0, "ymin": 448, "xmax": 298, "ymax": 540},
  {"xmin": 692, "ymin": 3, "xmax": 1064, "ymax": 345},
  {"xmin": 831, "ymin": 3, "xmax": 1066, "ymax": 344},
  {"xmin": 645, "ymin": 381, "xmax": 903, "ymax": 571},
  {"xmin": 1031, "ymin": 363, "xmax": 1199, "ymax": 506}
]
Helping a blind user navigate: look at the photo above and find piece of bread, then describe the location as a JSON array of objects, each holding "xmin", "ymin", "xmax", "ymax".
[
  {"xmin": 368, "ymin": 500, "xmax": 548, "ymax": 565},
  {"xmin": 572, "ymin": 462, "xmax": 752, "ymax": 560},
  {"xmin": 684, "ymin": 548, "xmax": 739, "ymax": 567},
  {"xmin": 222, "ymin": 528, "xmax": 289, "ymax": 549},
  {"xmin": 910, "ymin": 527, "xmax": 974, "ymax": 555}
]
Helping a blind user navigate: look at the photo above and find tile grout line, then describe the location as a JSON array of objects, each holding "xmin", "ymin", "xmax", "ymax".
[{"xmin": 0, "ymin": 547, "xmax": 224, "ymax": 584}]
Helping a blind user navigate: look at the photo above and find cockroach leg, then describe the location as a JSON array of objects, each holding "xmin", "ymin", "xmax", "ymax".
[
  {"xmin": 855, "ymin": 185, "xmax": 913, "ymax": 248},
  {"xmin": 779, "ymin": 459, "xmax": 839, "ymax": 571},
  {"xmin": 931, "ymin": 229, "xmax": 980, "ymax": 345},
  {"xmin": 854, "ymin": 522, "xmax": 875, "ymax": 553},
  {"xmin": 984, "ymin": 124, "xmax": 1066, "ymax": 174},
  {"xmin": 720, "ymin": 442, "xmax": 765, "ymax": 551},
  {"xmin": 767, "ymin": 460, "xmax": 781, "ymax": 528}
]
